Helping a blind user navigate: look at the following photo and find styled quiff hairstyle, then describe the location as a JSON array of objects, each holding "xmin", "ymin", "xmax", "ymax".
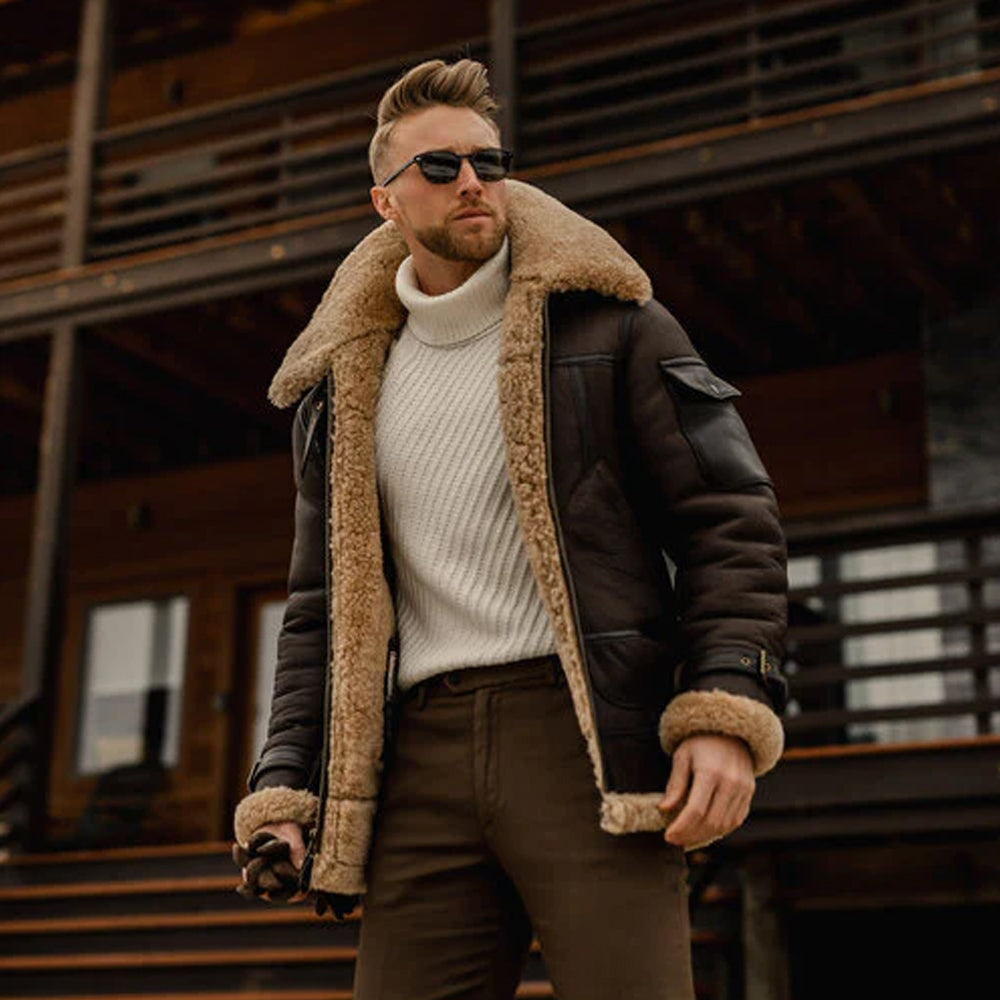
[{"xmin": 369, "ymin": 58, "xmax": 500, "ymax": 183}]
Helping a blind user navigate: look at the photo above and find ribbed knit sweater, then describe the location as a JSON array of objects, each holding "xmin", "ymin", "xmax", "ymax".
[{"xmin": 375, "ymin": 239, "xmax": 557, "ymax": 689}]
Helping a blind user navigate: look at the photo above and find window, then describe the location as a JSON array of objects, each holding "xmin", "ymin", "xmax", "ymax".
[
  {"xmin": 76, "ymin": 596, "xmax": 189, "ymax": 775},
  {"xmin": 251, "ymin": 599, "xmax": 286, "ymax": 763}
]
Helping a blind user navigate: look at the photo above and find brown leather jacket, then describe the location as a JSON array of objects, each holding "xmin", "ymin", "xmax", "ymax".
[{"xmin": 235, "ymin": 180, "xmax": 787, "ymax": 897}]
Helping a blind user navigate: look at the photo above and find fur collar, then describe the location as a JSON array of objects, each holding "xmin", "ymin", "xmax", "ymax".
[{"xmin": 268, "ymin": 179, "xmax": 652, "ymax": 408}]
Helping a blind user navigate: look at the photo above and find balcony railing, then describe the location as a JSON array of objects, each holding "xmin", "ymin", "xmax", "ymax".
[
  {"xmin": 0, "ymin": 695, "xmax": 37, "ymax": 857},
  {"xmin": 1, "ymin": 0, "xmax": 998, "ymax": 284},
  {"xmin": 784, "ymin": 504, "xmax": 1000, "ymax": 749}
]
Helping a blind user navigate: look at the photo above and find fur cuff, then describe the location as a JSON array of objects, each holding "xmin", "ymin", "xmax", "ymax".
[
  {"xmin": 233, "ymin": 786, "xmax": 319, "ymax": 845},
  {"xmin": 659, "ymin": 689, "xmax": 784, "ymax": 776},
  {"xmin": 600, "ymin": 792, "xmax": 668, "ymax": 834}
]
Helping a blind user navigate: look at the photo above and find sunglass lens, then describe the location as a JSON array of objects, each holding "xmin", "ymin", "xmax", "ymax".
[
  {"xmin": 418, "ymin": 152, "xmax": 462, "ymax": 183},
  {"xmin": 470, "ymin": 149, "xmax": 511, "ymax": 181}
]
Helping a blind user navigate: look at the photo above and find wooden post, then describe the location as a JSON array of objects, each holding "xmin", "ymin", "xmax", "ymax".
[
  {"xmin": 490, "ymin": 0, "xmax": 518, "ymax": 151},
  {"xmin": 20, "ymin": 0, "xmax": 113, "ymax": 846},
  {"xmin": 742, "ymin": 853, "xmax": 791, "ymax": 1000},
  {"xmin": 20, "ymin": 323, "xmax": 84, "ymax": 841},
  {"xmin": 63, "ymin": 0, "xmax": 114, "ymax": 268}
]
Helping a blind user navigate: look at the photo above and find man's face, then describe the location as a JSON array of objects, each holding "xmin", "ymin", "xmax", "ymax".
[{"xmin": 371, "ymin": 105, "xmax": 508, "ymax": 265}]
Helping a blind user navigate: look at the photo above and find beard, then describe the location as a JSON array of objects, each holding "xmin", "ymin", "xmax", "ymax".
[{"xmin": 414, "ymin": 205, "xmax": 508, "ymax": 263}]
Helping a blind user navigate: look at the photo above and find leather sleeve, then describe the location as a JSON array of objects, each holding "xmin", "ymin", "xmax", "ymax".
[
  {"xmin": 622, "ymin": 301, "xmax": 788, "ymax": 719},
  {"xmin": 248, "ymin": 379, "xmax": 329, "ymax": 792}
]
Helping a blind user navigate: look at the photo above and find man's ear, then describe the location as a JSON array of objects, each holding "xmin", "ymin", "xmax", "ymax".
[{"xmin": 370, "ymin": 186, "xmax": 396, "ymax": 223}]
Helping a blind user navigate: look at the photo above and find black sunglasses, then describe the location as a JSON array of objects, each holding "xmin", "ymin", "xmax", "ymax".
[{"xmin": 380, "ymin": 147, "xmax": 513, "ymax": 187}]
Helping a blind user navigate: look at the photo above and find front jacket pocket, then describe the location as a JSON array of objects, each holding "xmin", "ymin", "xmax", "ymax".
[{"xmin": 659, "ymin": 358, "xmax": 771, "ymax": 491}]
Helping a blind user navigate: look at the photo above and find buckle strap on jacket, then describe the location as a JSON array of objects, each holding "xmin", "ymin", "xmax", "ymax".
[{"xmin": 680, "ymin": 647, "xmax": 788, "ymax": 713}]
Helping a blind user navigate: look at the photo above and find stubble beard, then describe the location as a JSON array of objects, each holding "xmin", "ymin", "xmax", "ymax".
[{"xmin": 414, "ymin": 209, "xmax": 508, "ymax": 263}]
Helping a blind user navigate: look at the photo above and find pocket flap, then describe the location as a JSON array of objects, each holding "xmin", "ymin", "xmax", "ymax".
[{"xmin": 659, "ymin": 359, "xmax": 741, "ymax": 400}]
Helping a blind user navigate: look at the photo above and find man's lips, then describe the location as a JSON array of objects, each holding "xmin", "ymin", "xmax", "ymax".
[{"xmin": 452, "ymin": 207, "xmax": 493, "ymax": 221}]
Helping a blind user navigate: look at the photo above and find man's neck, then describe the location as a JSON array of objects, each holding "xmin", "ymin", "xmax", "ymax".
[{"xmin": 409, "ymin": 246, "xmax": 481, "ymax": 296}]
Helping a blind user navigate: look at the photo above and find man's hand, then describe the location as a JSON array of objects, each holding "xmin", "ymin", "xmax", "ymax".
[
  {"xmin": 234, "ymin": 822, "xmax": 307, "ymax": 902},
  {"xmin": 657, "ymin": 734, "xmax": 755, "ymax": 848}
]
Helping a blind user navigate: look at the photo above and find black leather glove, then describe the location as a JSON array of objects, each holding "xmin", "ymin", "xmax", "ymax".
[
  {"xmin": 233, "ymin": 830, "xmax": 301, "ymax": 902},
  {"xmin": 313, "ymin": 890, "xmax": 361, "ymax": 920}
]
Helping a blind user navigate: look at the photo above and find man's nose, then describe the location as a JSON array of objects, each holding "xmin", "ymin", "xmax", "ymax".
[{"xmin": 456, "ymin": 158, "xmax": 483, "ymax": 195}]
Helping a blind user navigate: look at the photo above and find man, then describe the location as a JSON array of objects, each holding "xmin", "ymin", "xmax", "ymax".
[{"xmin": 234, "ymin": 59, "xmax": 787, "ymax": 999}]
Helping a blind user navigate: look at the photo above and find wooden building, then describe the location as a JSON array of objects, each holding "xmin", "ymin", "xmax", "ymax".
[{"xmin": 1, "ymin": 1, "xmax": 999, "ymax": 997}]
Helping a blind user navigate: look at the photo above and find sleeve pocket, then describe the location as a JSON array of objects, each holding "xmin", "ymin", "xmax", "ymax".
[{"xmin": 659, "ymin": 358, "xmax": 771, "ymax": 490}]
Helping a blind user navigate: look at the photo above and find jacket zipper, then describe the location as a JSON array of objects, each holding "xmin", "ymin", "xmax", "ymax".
[
  {"xmin": 299, "ymin": 375, "xmax": 335, "ymax": 892},
  {"xmin": 541, "ymin": 297, "xmax": 605, "ymax": 793}
]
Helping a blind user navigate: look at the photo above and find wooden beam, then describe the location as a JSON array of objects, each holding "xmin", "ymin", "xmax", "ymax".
[
  {"xmin": 827, "ymin": 177, "xmax": 953, "ymax": 316},
  {"xmin": 91, "ymin": 317, "xmax": 284, "ymax": 422},
  {"xmin": 612, "ymin": 218, "xmax": 757, "ymax": 370},
  {"xmin": 726, "ymin": 189, "xmax": 872, "ymax": 318},
  {"xmin": 490, "ymin": 0, "xmax": 518, "ymax": 148},
  {"xmin": 62, "ymin": 0, "xmax": 114, "ymax": 269},
  {"xmin": 683, "ymin": 203, "xmax": 817, "ymax": 352}
]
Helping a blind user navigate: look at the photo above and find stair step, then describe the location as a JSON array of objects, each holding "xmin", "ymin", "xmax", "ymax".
[
  {"xmin": 0, "ymin": 947, "xmax": 552, "ymax": 997},
  {"xmin": 0, "ymin": 993, "xmax": 553, "ymax": 1000},
  {"xmin": 0, "ymin": 875, "xmax": 235, "ymax": 900},
  {"xmin": 0, "ymin": 874, "xmax": 245, "ymax": 919},
  {"xmin": 0, "ymin": 908, "xmax": 333, "ymax": 934},
  {"xmin": 0, "ymin": 994, "xmax": 554, "ymax": 1000},
  {"xmin": 0, "ymin": 948, "xmax": 359, "ymax": 970},
  {"xmin": 0, "ymin": 845, "xmax": 232, "ymax": 887},
  {"xmin": 0, "ymin": 908, "xmax": 360, "ymax": 955}
]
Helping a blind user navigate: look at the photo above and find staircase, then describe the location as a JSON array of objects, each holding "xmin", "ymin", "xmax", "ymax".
[{"xmin": 0, "ymin": 844, "xmax": 741, "ymax": 999}]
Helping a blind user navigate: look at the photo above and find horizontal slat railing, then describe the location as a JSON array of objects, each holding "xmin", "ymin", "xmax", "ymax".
[
  {"xmin": 0, "ymin": 696, "xmax": 38, "ymax": 855},
  {"xmin": 518, "ymin": 0, "xmax": 1000, "ymax": 163},
  {"xmin": 0, "ymin": 141, "xmax": 67, "ymax": 283},
  {"xmin": 784, "ymin": 504, "xmax": 1000, "ymax": 747},
  {"xmin": 1, "ymin": 2, "xmax": 997, "ymax": 281},
  {"xmin": 87, "ymin": 41, "xmax": 487, "ymax": 260}
]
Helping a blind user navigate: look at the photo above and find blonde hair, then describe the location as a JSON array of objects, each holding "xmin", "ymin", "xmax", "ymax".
[{"xmin": 369, "ymin": 59, "xmax": 500, "ymax": 183}]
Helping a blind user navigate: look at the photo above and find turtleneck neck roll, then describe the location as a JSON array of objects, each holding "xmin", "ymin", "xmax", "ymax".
[{"xmin": 394, "ymin": 238, "xmax": 510, "ymax": 347}]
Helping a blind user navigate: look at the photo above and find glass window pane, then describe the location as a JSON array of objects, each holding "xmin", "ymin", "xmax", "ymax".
[
  {"xmin": 251, "ymin": 600, "xmax": 286, "ymax": 763},
  {"xmin": 77, "ymin": 596, "xmax": 188, "ymax": 775}
]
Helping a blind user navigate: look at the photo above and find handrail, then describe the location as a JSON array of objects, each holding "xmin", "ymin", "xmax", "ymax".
[
  {"xmin": 0, "ymin": 694, "xmax": 38, "ymax": 853},
  {"xmin": 0, "ymin": 695, "xmax": 36, "ymax": 744},
  {"xmin": 783, "ymin": 503, "xmax": 1000, "ymax": 746},
  {"xmin": 785, "ymin": 502, "xmax": 1000, "ymax": 551}
]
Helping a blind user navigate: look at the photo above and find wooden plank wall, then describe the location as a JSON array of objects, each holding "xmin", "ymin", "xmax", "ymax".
[
  {"xmin": 0, "ymin": 0, "xmax": 490, "ymax": 153},
  {"xmin": 740, "ymin": 350, "xmax": 926, "ymax": 520},
  {"xmin": 0, "ymin": 451, "xmax": 295, "ymax": 842}
]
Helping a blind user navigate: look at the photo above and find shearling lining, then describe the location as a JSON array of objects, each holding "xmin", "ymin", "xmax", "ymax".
[
  {"xmin": 658, "ymin": 689, "xmax": 785, "ymax": 776},
  {"xmin": 234, "ymin": 786, "xmax": 318, "ymax": 845}
]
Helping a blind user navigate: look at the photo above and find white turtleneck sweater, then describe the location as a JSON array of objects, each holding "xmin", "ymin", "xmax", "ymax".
[{"xmin": 375, "ymin": 239, "xmax": 558, "ymax": 689}]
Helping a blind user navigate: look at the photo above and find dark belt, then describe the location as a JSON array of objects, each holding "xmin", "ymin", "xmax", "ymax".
[{"xmin": 402, "ymin": 653, "xmax": 563, "ymax": 707}]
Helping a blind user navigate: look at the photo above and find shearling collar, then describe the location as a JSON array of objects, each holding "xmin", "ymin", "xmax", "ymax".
[{"xmin": 268, "ymin": 179, "xmax": 652, "ymax": 408}]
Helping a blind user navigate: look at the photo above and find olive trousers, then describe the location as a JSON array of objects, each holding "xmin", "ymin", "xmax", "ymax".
[{"xmin": 351, "ymin": 655, "xmax": 696, "ymax": 1000}]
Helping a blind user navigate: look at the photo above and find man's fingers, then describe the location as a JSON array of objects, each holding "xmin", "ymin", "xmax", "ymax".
[
  {"xmin": 665, "ymin": 770, "xmax": 715, "ymax": 846},
  {"xmin": 659, "ymin": 745, "xmax": 691, "ymax": 813},
  {"xmin": 248, "ymin": 830, "xmax": 279, "ymax": 853},
  {"xmin": 256, "ymin": 838, "xmax": 292, "ymax": 862}
]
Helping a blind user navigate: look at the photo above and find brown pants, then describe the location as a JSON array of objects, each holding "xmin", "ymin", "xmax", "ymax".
[{"xmin": 352, "ymin": 656, "xmax": 696, "ymax": 1000}]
